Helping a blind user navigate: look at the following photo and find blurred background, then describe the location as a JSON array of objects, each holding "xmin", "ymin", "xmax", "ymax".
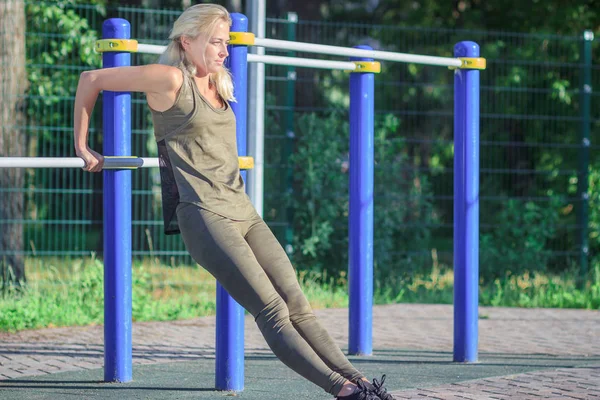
[{"xmin": 0, "ymin": 0, "xmax": 598, "ymax": 331}]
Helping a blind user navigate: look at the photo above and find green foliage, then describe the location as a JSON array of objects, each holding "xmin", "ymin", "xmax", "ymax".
[
  {"xmin": 287, "ymin": 112, "xmax": 436, "ymax": 287},
  {"xmin": 480, "ymin": 263, "xmax": 600, "ymax": 309},
  {"xmin": 565, "ymin": 161, "xmax": 600, "ymax": 272},
  {"xmin": 371, "ymin": 114, "xmax": 437, "ymax": 284},
  {"xmin": 316, "ymin": 0, "xmax": 599, "ymax": 281},
  {"xmin": 287, "ymin": 113, "xmax": 349, "ymax": 276},
  {"xmin": 26, "ymin": 1, "xmax": 103, "ymax": 139},
  {"xmin": 583, "ymin": 163, "xmax": 600, "ymax": 258},
  {"xmin": 0, "ymin": 257, "xmax": 217, "ymax": 332},
  {"xmin": 12, "ymin": 2, "xmax": 599, "ymax": 298},
  {"xmin": 22, "ymin": 1, "xmax": 107, "ymax": 251},
  {"xmin": 0, "ymin": 258, "xmax": 104, "ymax": 331},
  {"xmin": 325, "ymin": 0, "xmax": 598, "ymax": 35},
  {"xmin": 0, "ymin": 257, "xmax": 350, "ymax": 333},
  {"xmin": 480, "ymin": 199, "xmax": 561, "ymax": 282}
]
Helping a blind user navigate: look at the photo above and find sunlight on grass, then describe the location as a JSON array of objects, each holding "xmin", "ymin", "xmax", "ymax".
[{"xmin": 1, "ymin": 256, "xmax": 598, "ymax": 333}]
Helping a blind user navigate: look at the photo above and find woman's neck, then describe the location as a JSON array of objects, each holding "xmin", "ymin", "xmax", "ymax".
[{"xmin": 193, "ymin": 74, "xmax": 211, "ymax": 94}]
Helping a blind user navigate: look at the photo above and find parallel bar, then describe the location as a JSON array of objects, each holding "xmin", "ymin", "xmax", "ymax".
[
  {"xmin": 214, "ymin": 12, "xmax": 247, "ymax": 393},
  {"xmin": 453, "ymin": 41, "xmax": 480, "ymax": 363},
  {"xmin": 0, "ymin": 157, "xmax": 254, "ymax": 169},
  {"xmin": 137, "ymin": 43, "xmax": 165, "ymax": 54},
  {"xmin": 348, "ymin": 45, "xmax": 374, "ymax": 356},
  {"xmin": 102, "ymin": 18, "xmax": 133, "ymax": 383},
  {"xmin": 248, "ymin": 54, "xmax": 355, "ymax": 70},
  {"xmin": 138, "ymin": 44, "xmax": 354, "ymax": 70},
  {"xmin": 254, "ymin": 37, "xmax": 463, "ymax": 68},
  {"xmin": 137, "ymin": 42, "xmax": 462, "ymax": 68},
  {"xmin": 0, "ymin": 157, "xmax": 159, "ymax": 169}
]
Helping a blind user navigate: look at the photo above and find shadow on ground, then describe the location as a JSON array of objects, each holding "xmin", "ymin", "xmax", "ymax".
[{"xmin": 1, "ymin": 349, "xmax": 598, "ymax": 399}]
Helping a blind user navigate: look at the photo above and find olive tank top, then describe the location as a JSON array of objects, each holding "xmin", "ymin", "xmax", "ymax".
[{"xmin": 150, "ymin": 67, "xmax": 256, "ymax": 235}]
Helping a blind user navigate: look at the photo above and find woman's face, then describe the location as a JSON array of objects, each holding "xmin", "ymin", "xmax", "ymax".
[{"xmin": 183, "ymin": 19, "xmax": 230, "ymax": 75}]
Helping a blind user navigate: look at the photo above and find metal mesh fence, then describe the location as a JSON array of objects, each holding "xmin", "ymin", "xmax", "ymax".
[{"xmin": 1, "ymin": 2, "xmax": 598, "ymax": 285}]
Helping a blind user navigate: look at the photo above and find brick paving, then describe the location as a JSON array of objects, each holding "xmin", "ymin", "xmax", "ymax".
[
  {"xmin": 390, "ymin": 367, "xmax": 600, "ymax": 399},
  {"xmin": 1, "ymin": 304, "xmax": 599, "ymax": 399}
]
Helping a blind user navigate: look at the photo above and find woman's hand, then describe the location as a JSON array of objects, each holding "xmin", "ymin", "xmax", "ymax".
[{"xmin": 76, "ymin": 146, "xmax": 104, "ymax": 172}]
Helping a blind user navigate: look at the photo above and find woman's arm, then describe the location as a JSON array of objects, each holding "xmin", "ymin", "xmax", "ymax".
[{"xmin": 73, "ymin": 64, "xmax": 183, "ymax": 172}]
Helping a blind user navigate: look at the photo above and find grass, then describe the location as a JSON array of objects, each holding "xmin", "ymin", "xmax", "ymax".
[
  {"xmin": 376, "ymin": 265, "xmax": 600, "ymax": 310},
  {"xmin": 1, "ymin": 256, "xmax": 599, "ymax": 333}
]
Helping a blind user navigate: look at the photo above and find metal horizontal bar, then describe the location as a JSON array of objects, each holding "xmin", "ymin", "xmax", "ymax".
[
  {"xmin": 0, "ymin": 156, "xmax": 254, "ymax": 170},
  {"xmin": 138, "ymin": 40, "xmax": 462, "ymax": 68},
  {"xmin": 1, "ymin": 219, "xmax": 96, "ymax": 225},
  {"xmin": 137, "ymin": 44, "xmax": 355, "ymax": 70},
  {"xmin": 137, "ymin": 43, "xmax": 165, "ymax": 54},
  {"xmin": 254, "ymin": 37, "xmax": 463, "ymax": 67},
  {"xmin": 131, "ymin": 251, "xmax": 190, "ymax": 256},
  {"xmin": 0, "ymin": 157, "xmax": 159, "ymax": 169},
  {"xmin": 248, "ymin": 53, "xmax": 355, "ymax": 70},
  {"xmin": 0, "ymin": 251, "xmax": 93, "ymax": 256},
  {"xmin": 0, "ymin": 188, "xmax": 96, "ymax": 194}
]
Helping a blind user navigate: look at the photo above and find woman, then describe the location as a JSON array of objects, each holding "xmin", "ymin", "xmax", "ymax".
[{"xmin": 73, "ymin": 4, "xmax": 394, "ymax": 400}]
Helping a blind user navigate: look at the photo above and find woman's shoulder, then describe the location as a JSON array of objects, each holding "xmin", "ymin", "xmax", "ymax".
[
  {"xmin": 146, "ymin": 63, "xmax": 186, "ymax": 92},
  {"xmin": 145, "ymin": 64, "xmax": 188, "ymax": 113}
]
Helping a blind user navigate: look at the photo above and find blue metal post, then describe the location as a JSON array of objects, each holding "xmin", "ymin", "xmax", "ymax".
[
  {"xmin": 215, "ymin": 12, "xmax": 247, "ymax": 391},
  {"xmin": 348, "ymin": 45, "xmax": 374, "ymax": 356},
  {"xmin": 102, "ymin": 18, "xmax": 132, "ymax": 382},
  {"xmin": 453, "ymin": 41, "xmax": 480, "ymax": 363}
]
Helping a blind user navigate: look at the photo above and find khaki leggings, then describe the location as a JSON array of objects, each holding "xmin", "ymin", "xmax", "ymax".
[{"xmin": 176, "ymin": 203, "xmax": 364, "ymax": 395}]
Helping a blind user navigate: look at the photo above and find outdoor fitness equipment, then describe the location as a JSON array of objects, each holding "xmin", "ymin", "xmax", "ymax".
[{"xmin": 0, "ymin": 11, "xmax": 485, "ymax": 391}]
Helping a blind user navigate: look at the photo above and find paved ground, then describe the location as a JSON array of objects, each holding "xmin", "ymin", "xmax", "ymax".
[{"xmin": 0, "ymin": 304, "xmax": 599, "ymax": 399}]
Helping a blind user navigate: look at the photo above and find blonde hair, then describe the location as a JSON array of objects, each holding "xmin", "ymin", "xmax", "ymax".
[{"xmin": 159, "ymin": 4, "xmax": 235, "ymax": 102}]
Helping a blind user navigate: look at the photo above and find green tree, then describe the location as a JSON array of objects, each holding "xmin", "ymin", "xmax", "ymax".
[
  {"xmin": 293, "ymin": 0, "xmax": 600, "ymax": 277},
  {"xmin": 24, "ymin": 1, "xmax": 104, "ymax": 253},
  {"xmin": 0, "ymin": 0, "xmax": 28, "ymax": 285},
  {"xmin": 288, "ymin": 112, "xmax": 436, "ymax": 284}
]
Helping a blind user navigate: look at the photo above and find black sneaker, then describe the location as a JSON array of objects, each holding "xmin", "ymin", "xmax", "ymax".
[
  {"xmin": 361, "ymin": 375, "xmax": 396, "ymax": 400},
  {"xmin": 335, "ymin": 379, "xmax": 379, "ymax": 400}
]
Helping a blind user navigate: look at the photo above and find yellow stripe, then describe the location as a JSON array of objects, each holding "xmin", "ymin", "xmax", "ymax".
[
  {"xmin": 449, "ymin": 57, "xmax": 487, "ymax": 70},
  {"xmin": 238, "ymin": 156, "xmax": 254, "ymax": 170},
  {"xmin": 351, "ymin": 61, "xmax": 381, "ymax": 73},
  {"xmin": 105, "ymin": 156, "xmax": 138, "ymax": 158},
  {"xmin": 95, "ymin": 39, "xmax": 139, "ymax": 53},
  {"xmin": 229, "ymin": 32, "xmax": 256, "ymax": 46},
  {"xmin": 104, "ymin": 156, "xmax": 138, "ymax": 170}
]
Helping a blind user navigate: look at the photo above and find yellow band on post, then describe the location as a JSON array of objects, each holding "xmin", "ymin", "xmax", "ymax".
[
  {"xmin": 104, "ymin": 156, "xmax": 139, "ymax": 170},
  {"xmin": 351, "ymin": 61, "xmax": 381, "ymax": 73},
  {"xmin": 238, "ymin": 156, "xmax": 254, "ymax": 170},
  {"xmin": 229, "ymin": 32, "xmax": 255, "ymax": 46},
  {"xmin": 95, "ymin": 39, "xmax": 139, "ymax": 53},
  {"xmin": 449, "ymin": 57, "xmax": 487, "ymax": 70}
]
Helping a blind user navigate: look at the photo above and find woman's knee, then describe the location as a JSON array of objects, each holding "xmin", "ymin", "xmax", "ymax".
[
  {"xmin": 255, "ymin": 294, "xmax": 291, "ymax": 332},
  {"xmin": 287, "ymin": 293, "xmax": 316, "ymax": 325},
  {"xmin": 289, "ymin": 308, "xmax": 316, "ymax": 325}
]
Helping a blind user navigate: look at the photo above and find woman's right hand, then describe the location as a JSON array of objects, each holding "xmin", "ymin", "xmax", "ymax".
[{"xmin": 76, "ymin": 147, "xmax": 105, "ymax": 172}]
